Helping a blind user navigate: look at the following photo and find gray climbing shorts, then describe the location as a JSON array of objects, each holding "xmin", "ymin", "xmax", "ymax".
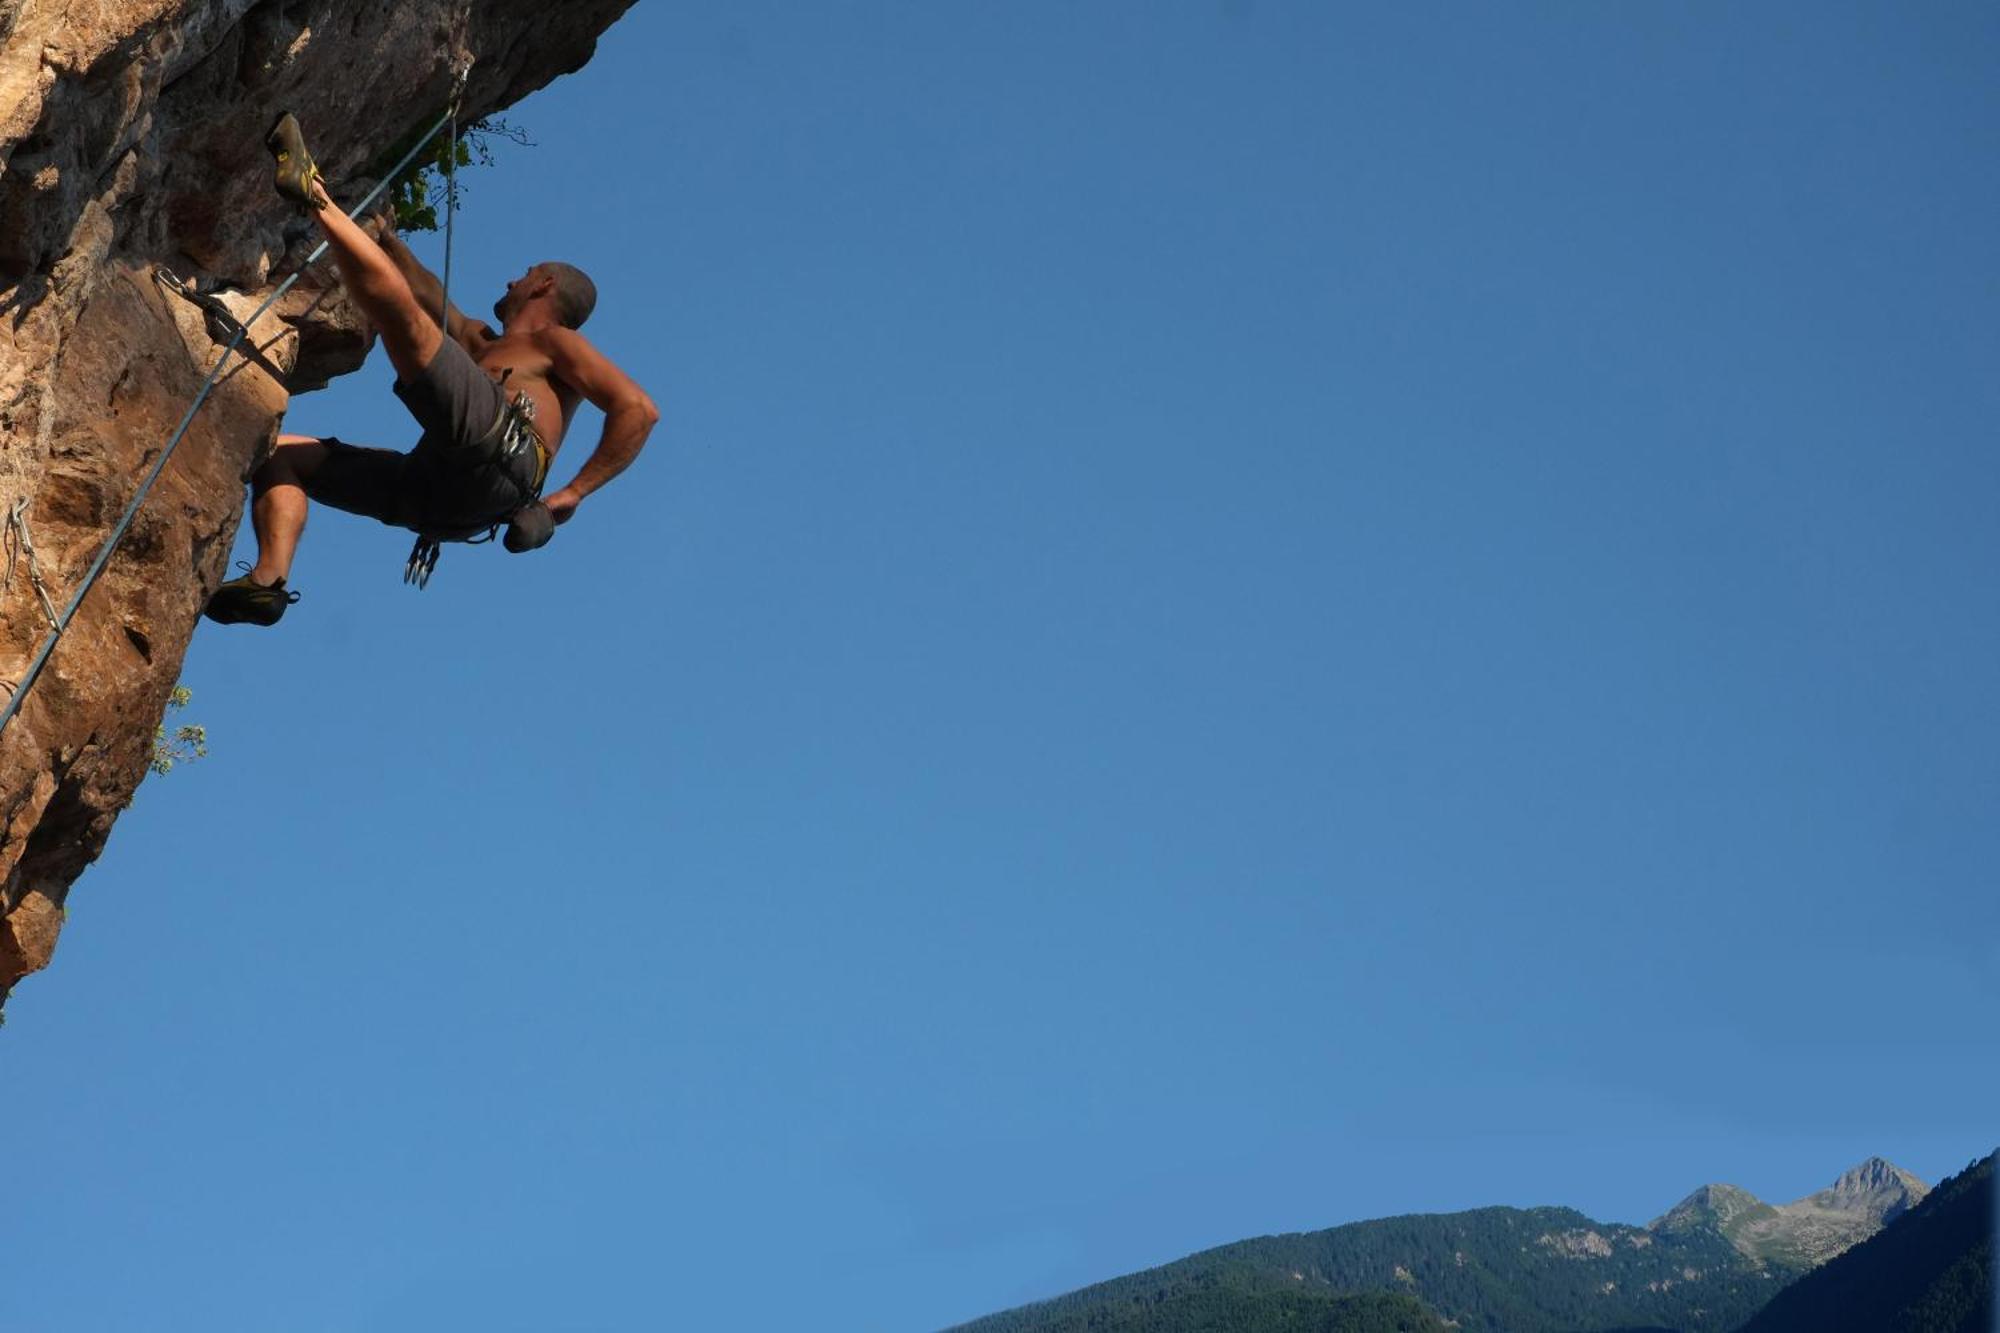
[{"xmin": 303, "ymin": 337, "xmax": 543, "ymax": 537}]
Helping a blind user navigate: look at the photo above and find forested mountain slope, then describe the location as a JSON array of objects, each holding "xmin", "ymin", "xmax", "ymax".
[
  {"xmin": 953, "ymin": 1157, "xmax": 1944, "ymax": 1333},
  {"xmin": 952, "ymin": 1285, "xmax": 1449, "ymax": 1333},
  {"xmin": 953, "ymin": 1203, "xmax": 1790, "ymax": 1333}
]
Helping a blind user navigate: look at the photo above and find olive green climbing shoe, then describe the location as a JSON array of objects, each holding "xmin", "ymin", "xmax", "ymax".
[
  {"xmin": 203, "ymin": 568, "xmax": 301, "ymax": 627},
  {"xmin": 265, "ymin": 112, "xmax": 326, "ymax": 213}
]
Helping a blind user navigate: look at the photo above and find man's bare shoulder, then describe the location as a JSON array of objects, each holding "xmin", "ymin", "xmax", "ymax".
[
  {"xmin": 533, "ymin": 324, "xmax": 654, "ymax": 411},
  {"xmin": 534, "ymin": 324, "xmax": 602, "ymax": 356},
  {"xmin": 536, "ymin": 324, "xmax": 632, "ymax": 380}
]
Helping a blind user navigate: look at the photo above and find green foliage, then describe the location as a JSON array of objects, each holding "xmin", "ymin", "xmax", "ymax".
[
  {"xmin": 150, "ymin": 685, "xmax": 207, "ymax": 776},
  {"xmin": 377, "ymin": 117, "xmax": 531, "ymax": 232},
  {"xmin": 971, "ymin": 1284, "xmax": 1445, "ymax": 1333}
]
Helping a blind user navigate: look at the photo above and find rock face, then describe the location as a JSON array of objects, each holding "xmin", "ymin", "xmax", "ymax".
[
  {"xmin": 1649, "ymin": 1157, "xmax": 1930, "ymax": 1269},
  {"xmin": 0, "ymin": 0, "xmax": 637, "ymax": 1009}
]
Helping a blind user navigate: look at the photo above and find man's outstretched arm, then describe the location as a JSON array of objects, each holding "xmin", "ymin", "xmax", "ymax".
[{"xmin": 541, "ymin": 328, "xmax": 661, "ymax": 523}]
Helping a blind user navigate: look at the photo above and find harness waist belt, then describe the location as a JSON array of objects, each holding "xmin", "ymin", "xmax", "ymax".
[{"xmin": 491, "ymin": 390, "xmax": 549, "ymax": 495}]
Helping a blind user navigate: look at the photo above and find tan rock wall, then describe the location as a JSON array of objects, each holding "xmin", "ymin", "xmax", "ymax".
[{"xmin": 0, "ymin": 0, "xmax": 637, "ymax": 1007}]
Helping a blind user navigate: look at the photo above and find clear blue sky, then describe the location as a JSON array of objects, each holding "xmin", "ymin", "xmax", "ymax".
[{"xmin": 8, "ymin": 3, "xmax": 1998, "ymax": 1329}]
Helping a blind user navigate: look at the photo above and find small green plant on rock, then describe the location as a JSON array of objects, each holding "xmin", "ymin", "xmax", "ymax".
[
  {"xmin": 151, "ymin": 685, "xmax": 207, "ymax": 776},
  {"xmin": 380, "ymin": 117, "xmax": 532, "ymax": 232}
]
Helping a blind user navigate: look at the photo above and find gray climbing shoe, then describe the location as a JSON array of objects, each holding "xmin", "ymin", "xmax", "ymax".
[
  {"xmin": 265, "ymin": 112, "xmax": 326, "ymax": 213},
  {"xmin": 204, "ymin": 568, "xmax": 301, "ymax": 626}
]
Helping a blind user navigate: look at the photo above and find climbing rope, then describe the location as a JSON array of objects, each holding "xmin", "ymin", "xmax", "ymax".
[
  {"xmin": 414, "ymin": 63, "xmax": 470, "ymax": 592},
  {"xmin": 0, "ymin": 66, "xmax": 473, "ymax": 738},
  {"xmin": 439, "ymin": 65, "xmax": 465, "ymax": 328}
]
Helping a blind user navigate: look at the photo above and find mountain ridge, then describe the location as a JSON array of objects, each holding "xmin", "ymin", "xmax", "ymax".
[
  {"xmin": 1649, "ymin": 1156, "xmax": 1928, "ymax": 1268},
  {"xmin": 954, "ymin": 1156, "xmax": 1931, "ymax": 1333}
]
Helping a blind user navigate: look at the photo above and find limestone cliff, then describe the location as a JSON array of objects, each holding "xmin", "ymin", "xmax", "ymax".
[{"xmin": 0, "ymin": 0, "xmax": 636, "ymax": 1009}]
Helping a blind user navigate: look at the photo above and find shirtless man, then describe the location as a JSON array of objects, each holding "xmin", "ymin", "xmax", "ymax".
[{"xmin": 205, "ymin": 113, "xmax": 661, "ymax": 626}]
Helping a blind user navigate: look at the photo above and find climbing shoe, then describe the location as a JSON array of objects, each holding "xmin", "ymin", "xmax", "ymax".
[
  {"xmin": 203, "ymin": 568, "xmax": 301, "ymax": 627},
  {"xmin": 265, "ymin": 112, "xmax": 326, "ymax": 213}
]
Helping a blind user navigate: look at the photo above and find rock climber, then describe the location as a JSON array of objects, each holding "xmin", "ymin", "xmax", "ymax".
[{"xmin": 204, "ymin": 112, "xmax": 660, "ymax": 625}]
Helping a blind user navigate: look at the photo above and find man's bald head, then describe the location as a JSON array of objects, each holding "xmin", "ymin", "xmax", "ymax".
[{"xmin": 542, "ymin": 262, "xmax": 597, "ymax": 329}]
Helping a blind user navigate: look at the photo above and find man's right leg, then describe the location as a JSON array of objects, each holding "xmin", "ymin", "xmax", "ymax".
[
  {"xmin": 278, "ymin": 120, "xmax": 442, "ymax": 383},
  {"xmin": 310, "ymin": 197, "xmax": 443, "ymax": 383}
]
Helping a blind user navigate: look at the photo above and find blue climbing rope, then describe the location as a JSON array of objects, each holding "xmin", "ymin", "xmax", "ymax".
[
  {"xmin": 439, "ymin": 87, "xmax": 460, "ymax": 327},
  {"xmin": 0, "ymin": 76, "xmax": 470, "ymax": 739}
]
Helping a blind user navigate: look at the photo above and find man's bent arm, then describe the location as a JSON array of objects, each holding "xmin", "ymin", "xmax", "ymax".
[
  {"xmin": 542, "ymin": 328, "xmax": 661, "ymax": 520},
  {"xmin": 560, "ymin": 402, "xmax": 658, "ymax": 499}
]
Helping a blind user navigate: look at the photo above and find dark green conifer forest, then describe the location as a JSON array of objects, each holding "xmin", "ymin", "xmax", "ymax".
[
  {"xmin": 952, "ymin": 1206, "xmax": 1790, "ymax": 1333},
  {"xmin": 961, "ymin": 1286, "xmax": 1443, "ymax": 1333}
]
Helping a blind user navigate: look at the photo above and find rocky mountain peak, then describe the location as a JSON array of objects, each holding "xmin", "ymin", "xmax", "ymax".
[
  {"xmin": 1806, "ymin": 1157, "xmax": 1927, "ymax": 1220},
  {"xmin": 1649, "ymin": 1158, "xmax": 1930, "ymax": 1270},
  {"xmin": 1824, "ymin": 1160, "xmax": 1928, "ymax": 1208},
  {"xmin": 1648, "ymin": 1182, "xmax": 1771, "ymax": 1235}
]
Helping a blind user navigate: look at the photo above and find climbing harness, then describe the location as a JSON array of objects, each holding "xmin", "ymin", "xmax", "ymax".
[
  {"xmin": 0, "ymin": 63, "xmax": 474, "ymax": 738},
  {"xmin": 403, "ymin": 386, "xmax": 549, "ymax": 589}
]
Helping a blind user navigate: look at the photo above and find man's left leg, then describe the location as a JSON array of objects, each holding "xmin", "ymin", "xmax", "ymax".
[
  {"xmin": 205, "ymin": 433, "xmax": 414, "ymax": 627},
  {"xmin": 204, "ymin": 434, "xmax": 322, "ymax": 626},
  {"xmin": 246, "ymin": 434, "xmax": 326, "ymax": 584}
]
